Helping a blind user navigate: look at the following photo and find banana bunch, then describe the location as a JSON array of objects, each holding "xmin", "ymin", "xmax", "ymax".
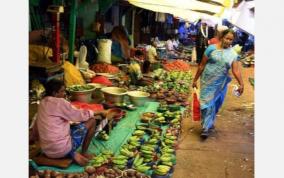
[
  {"xmin": 129, "ymin": 140, "xmax": 140, "ymax": 147},
  {"xmin": 112, "ymin": 154, "xmax": 128, "ymax": 170},
  {"xmin": 161, "ymin": 160, "xmax": 173, "ymax": 167},
  {"xmin": 129, "ymin": 136, "xmax": 140, "ymax": 142},
  {"xmin": 133, "ymin": 130, "xmax": 145, "ymax": 137},
  {"xmin": 90, "ymin": 154, "xmax": 108, "ymax": 167},
  {"xmin": 102, "ymin": 150, "xmax": 113, "ymax": 156},
  {"xmin": 147, "ymin": 138, "xmax": 158, "ymax": 144},
  {"xmin": 128, "ymin": 135, "xmax": 141, "ymax": 147},
  {"xmin": 140, "ymin": 145, "xmax": 155, "ymax": 152},
  {"xmin": 120, "ymin": 147, "xmax": 135, "ymax": 158},
  {"xmin": 133, "ymin": 154, "xmax": 144, "ymax": 168},
  {"xmin": 135, "ymin": 163, "xmax": 151, "ymax": 173},
  {"xmin": 170, "ymin": 118, "xmax": 180, "ymax": 125},
  {"xmin": 140, "ymin": 144, "xmax": 156, "ymax": 163},
  {"xmin": 153, "ymin": 165, "xmax": 171, "ymax": 175},
  {"xmin": 160, "ymin": 155, "xmax": 172, "ymax": 162},
  {"xmin": 159, "ymin": 153, "xmax": 176, "ymax": 165},
  {"xmin": 161, "ymin": 147, "xmax": 175, "ymax": 154},
  {"xmin": 164, "ymin": 138, "xmax": 176, "ymax": 145},
  {"xmin": 154, "ymin": 116, "xmax": 166, "ymax": 124},
  {"xmin": 151, "ymin": 130, "xmax": 161, "ymax": 138},
  {"xmin": 136, "ymin": 125, "xmax": 147, "ymax": 130},
  {"xmin": 164, "ymin": 135, "xmax": 177, "ymax": 141}
]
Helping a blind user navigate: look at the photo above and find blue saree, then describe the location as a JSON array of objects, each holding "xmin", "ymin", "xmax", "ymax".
[{"xmin": 200, "ymin": 45, "xmax": 238, "ymax": 130}]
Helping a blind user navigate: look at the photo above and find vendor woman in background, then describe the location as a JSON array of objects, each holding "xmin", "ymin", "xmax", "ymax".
[
  {"xmin": 111, "ymin": 26, "xmax": 131, "ymax": 63},
  {"xmin": 147, "ymin": 40, "xmax": 159, "ymax": 64},
  {"xmin": 192, "ymin": 29, "xmax": 244, "ymax": 139},
  {"xmin": 30, "ymin": 79, "xmax": 109, "ymax": 166}
]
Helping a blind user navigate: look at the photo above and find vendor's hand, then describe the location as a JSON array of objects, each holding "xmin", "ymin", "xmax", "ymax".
[
  {"xmin": 237, "ymin": 85, "xmax": 244, "ymax": 95},
  {"xmin": 93, "ymin": 110, "xmax": 108, "ymax": 118},
  {"xmin": 192, "ymin": 81, "xmax": 198, "ymax": 89}
]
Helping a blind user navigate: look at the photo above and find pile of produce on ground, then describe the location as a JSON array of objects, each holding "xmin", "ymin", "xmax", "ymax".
[
  {"xmin": 90, "ymin": 63, "xmax": 120, "ymax": 74},
  {"xmin": 162, "ymin": 60, "xmax": 190, "ymax": 71},
  {"xmin": 240, "ymin": 53, "xmax": 254, "ymax": 67},
  {"xmin": 31, "ymin": 105, "xmax": 183, "ymax": 178},
  {"xmin": 138, "ymin": 69, "xmax": 192, "ymax": 106}
]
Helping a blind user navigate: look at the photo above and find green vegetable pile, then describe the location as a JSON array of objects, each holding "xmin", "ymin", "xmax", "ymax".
[
  {"xmin": 67, "ymin": 84, "xmax": 95, "ymax": 92},
  {"xmin": 141, "ymin": 69, "xmax": 193, "ymax": 93}
]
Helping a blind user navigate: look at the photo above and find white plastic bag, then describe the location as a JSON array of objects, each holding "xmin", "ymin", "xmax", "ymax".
[{"xmin": 97, "ymin": 39, "xmax": 112, "ymax": 64}]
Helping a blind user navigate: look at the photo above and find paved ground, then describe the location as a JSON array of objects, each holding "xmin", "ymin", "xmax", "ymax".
[{"xmin": 173, "ymin": 66, "xmax": 254, "ymax": 178}]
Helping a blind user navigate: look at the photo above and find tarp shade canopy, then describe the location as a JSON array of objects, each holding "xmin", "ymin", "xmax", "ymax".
[
  {"xmin": 229, "ymin": 1, "xmax": 254, "ymax": 35},
  {"xmin": 127, "ymin": 0, "xmax": 234, "ymax": 23}
]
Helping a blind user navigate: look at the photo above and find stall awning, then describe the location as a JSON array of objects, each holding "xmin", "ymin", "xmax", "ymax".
[
  {"xmin": 229, "ymin": 1, "xmax": 255, "ymax": 35},
  {"xmin": 127, "ymin": 0, "xmax": 234, "ymax": 23}
]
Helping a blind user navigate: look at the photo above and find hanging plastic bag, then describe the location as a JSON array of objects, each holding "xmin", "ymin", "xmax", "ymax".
[{"xmin": 192, "ymin": 87, "xmax": 201, "ymax": 121}]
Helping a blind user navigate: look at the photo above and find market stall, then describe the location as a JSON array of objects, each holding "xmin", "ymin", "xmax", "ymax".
[
  {"xmin": 29, "ymin": 52, "xmax": 193, "ymax": 177},
  {"xmin": 28, "ymin": 1, "xmax": 199, "ymax": 177}
]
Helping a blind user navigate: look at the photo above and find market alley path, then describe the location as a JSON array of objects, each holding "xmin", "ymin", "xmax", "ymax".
[{"xmin": 173, "ymin": 66, "xmax": 254, "ymax": 178}]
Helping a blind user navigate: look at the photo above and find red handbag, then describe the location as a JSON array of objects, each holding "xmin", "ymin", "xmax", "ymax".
[{"xmin": 192, "ymin": 88, "xmax": 201, "ymax": 121}]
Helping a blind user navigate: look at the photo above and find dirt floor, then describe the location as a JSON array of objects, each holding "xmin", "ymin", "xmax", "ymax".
[{"xmin": 172, "ymin": 65, "xmax": 254, "ymax": 178}]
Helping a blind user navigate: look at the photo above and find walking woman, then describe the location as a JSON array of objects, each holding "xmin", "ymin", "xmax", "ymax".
[{"xmin": 192, "ymin": 29, "xmax": 244, "ymax": 139}]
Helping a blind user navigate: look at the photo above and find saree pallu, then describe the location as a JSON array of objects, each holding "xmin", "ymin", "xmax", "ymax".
[{"xmin": 200, "ymin": 45, "xmax": 238, "ymax": 130}]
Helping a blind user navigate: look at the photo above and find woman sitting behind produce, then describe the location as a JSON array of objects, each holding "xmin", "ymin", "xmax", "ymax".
[
  {"xmin": 30, "ymin": 79, "xmax": 107, "ymax": 166},
  {"xmin": 129, "ymin": 50, "xmax": 153, "ymax": 86},
  {"xmin": 111, "ymin": 26, "xmax": 131, "ymax": 63},
  {"xmin": 147, "ymin": 40, "xmax": 159, "ymax": 63},
  {"xmin": 134, "ymin": 49, "xmax": 151, "ymax": 74},
  {"xmin": 165, "ymin": 35, "xmax": 180, "ymax": 59}
]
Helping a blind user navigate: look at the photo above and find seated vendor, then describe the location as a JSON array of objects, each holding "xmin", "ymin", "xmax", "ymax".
[
  {"xmin": 129, "ymin": 51, "xmax": 153, "ymax": 86},
  {"xmin": 30, "ymin": 79, "xmax": 108, "ymax": 166},
  {"xmin": 134, "ymin": 49, "xmax": 151, "ymax": 74},
  {"xmin": 165, "ymin": 35, "xmax": 180, "ymax": 59},
  {"xmin": 147, "ymin": 40, "xmax": 159, "ymax": 64}
]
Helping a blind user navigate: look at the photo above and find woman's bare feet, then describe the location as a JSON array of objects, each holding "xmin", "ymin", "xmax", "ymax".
[{"xmin": 73, "ymin": 152, "xmax": 89, "ymax": 166}]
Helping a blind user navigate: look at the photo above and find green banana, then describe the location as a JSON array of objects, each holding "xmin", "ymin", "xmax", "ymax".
[
  {"xmin": 148, "ymin": 138, "xmax": 158, "ymax": 144},
  {"xmin": 165, "ymin": 138, "xmax": 175, "ymax": 145},
  {"xmin": 162, "ymin": 161, "xmax": 173, "ymax": 166},
  {"xmin": 102, "ymin": 150, "xmax": 113, "ymax": 155},
  {"xmin": 114, "ymin": 164, "xmax": 126, "ymax": 170},
  {"xmin": 165, "ymin": 135, "xmax": 177, "ymax": 140},
  {"xmin": 162, "ymin": 148, "xmax": 175, "ymax": 154},
  {"xmin": 129, "ymin": 141, "xmax": 140, "ymax": 147},
  {"xmin": 134, "ymin": 157, "xmax": 144, "ymax": 167},
  {"xmin": 141, "ymin": 145, "xmax": 155, "ymax": 151},
  {"xmin": 154, "ymin": 165, "xmax": 171, "ymax": 175},
  {"xmin": 143, "ymin": 157, "xmax": 152, "ymax": 163},
  {"xmin": 129, "ymin": 136, "xmax": 139, "ymax": 142},
  {"xmin": 92, "ymin": 162, "xmax": 102, "ymax": 167},
  {"xmin": 136, "ymin": 164, "xmax": 151, "ymax": 173},
  {"xmin": 133, "ymin": 130, "xmax": 145, "ymax": 136},
  {"xmin": 161, "ymin": 153, "xmax": 173, "ymax": 158},
  {"xmin": 120, "ymin": 148, "xmax": 134, "ymax": 157},
  {"xmin": 160, "ymin": 156, "xmax": 172, "ymax": 162},
  {"xmin": 133, "ymin": 154, "xmax": 140, "ymax": 165},
  {"xmin": 170, "ymin": 118, "xmax": 179, "ymax": 124},
  {"xmin": 136, "ymin": 126, "xmax": 147, "ymax": 130},
  {"xmin": 113, "ymin": 155, "xmax": 128, "ymax": 160},
  {"xmin": 141, "ymin": 149, "xmax": 153, "ymax": 155},
  {"xmin": 112, "ymin": 159, "xmax": 127, "ymax": 165}
]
